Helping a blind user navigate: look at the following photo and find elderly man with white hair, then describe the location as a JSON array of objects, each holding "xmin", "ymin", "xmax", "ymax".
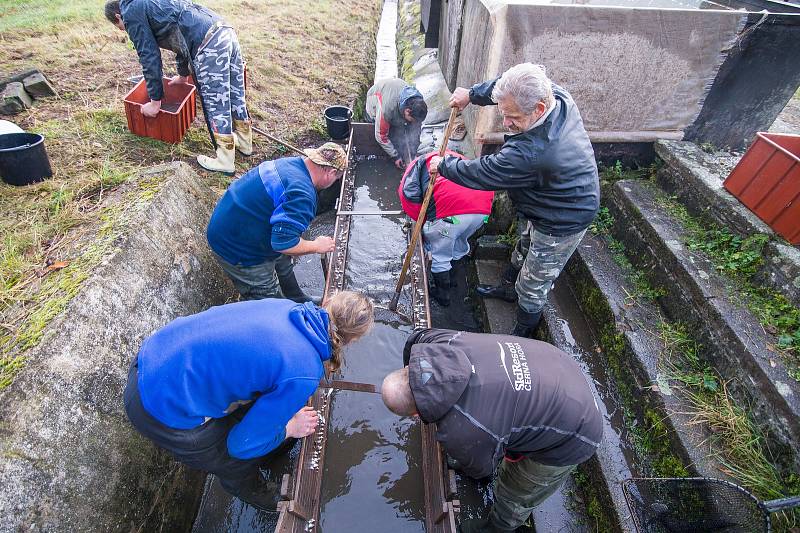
[{"xmin": 429, "ymin": 64, "xmax": 599, "ymax": 338}]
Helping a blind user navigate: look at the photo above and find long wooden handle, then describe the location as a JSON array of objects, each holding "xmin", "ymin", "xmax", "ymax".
[
  {"xmin": 252, "ymin": 125, "xmax": 306, "ymax": 156},
  {"xmin": 390, "ymin": 107, "xmax": 460, "ymax": 310}
]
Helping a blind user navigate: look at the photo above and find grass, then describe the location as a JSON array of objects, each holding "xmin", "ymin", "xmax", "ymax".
[
  {"xmin": 599, "ymin": 160, "xmax": 658, "ymax": 183},
  {"xmin": 0, "ymin": 0, "xmax": 381, "ymax": 388},
  {"xmin": 657, "ymin": 196, "xmax": 800, "ymax": 381},
  {"xmin": 590, "ymin": 207, "xmax": 666, "ymax": 304},
  {"xmin": 659, "ymin": 321, "xmax": 800, "ymax": 530}
]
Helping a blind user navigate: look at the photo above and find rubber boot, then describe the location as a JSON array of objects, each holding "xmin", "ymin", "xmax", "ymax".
[
  {"xmin": 233, "ymin": 119, "xmax": 253, "ymax": 156},
  {"xmin": 476, "ymin": 264, "xmax": 519, "ymax": 302},
  {"xmin": 237, "ymin": 477, "xmax": 281, "ymax": 513},
  {"xmin": 278, "ymin": 270, "xmax": 313, "ymax": 303},
  {"xmin": 197, "ymin": 133, "xmax": 235, "ymax": 174},
  {"xmin": 430, "ymin": 270, "xmax": 451, "ymax": 307},
  {"xmin": 511, "ymin": 306, "xmax": 541, "ymax": 338},
  {"xmin": 458, "ymin": 516, "xmax": 517, "ymax": 533}
]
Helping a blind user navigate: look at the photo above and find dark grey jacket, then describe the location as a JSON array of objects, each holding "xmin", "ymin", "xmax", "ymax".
[
  {"xmin": 439, "ymin": 80, "xmax": 599, "ymax": 237},
  {"xmin": 404, "ymin": 328, "xmax": 603, "ymax": 479},
  {"xmin": 120, "ymin": 0, "xmax": 221, "ymax": 101}
]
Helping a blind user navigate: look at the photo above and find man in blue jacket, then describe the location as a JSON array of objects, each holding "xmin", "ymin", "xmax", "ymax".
[
  {"xmin": 124, "ymin": 292, "xmax": 374, "ymax": 512},
  {"xmin": 429, "ymin": 63, "xmax": 599, "ymax": 338},
  {"xmin": 207, "ymin": 142, "xmax": 346, "ymax": 302},
  {"xmin": 105, "ymin": 0, "xmax": 250, "ymax": 174}
]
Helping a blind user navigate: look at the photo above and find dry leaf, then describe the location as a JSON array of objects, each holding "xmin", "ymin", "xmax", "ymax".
[{"xmin": 46, "ymin": 261, "xmax": 69, "ymax": 272}]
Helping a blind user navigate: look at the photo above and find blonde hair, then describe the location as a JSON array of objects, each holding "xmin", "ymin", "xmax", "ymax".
[{"xmin": 323, "ymin": 291, "xmax": 374, "ymax": 372}]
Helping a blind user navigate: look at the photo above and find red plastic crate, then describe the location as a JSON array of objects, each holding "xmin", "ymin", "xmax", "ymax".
[
  {"xmin": 724, "ymin": 132, "xmax": 800, "ymax": 245},
  {"xmin": 123, "ymin": 78, "xmax": 196, "ymax": 144}
]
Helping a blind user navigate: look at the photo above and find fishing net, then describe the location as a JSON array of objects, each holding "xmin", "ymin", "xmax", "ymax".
[{"xmin": 622, "ymin": 477, "xmax": 769, "ymax": 533}]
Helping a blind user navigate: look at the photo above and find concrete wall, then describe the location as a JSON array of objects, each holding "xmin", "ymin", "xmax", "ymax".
[
  {"xmin": 0, "ymin": 163, "xmax": 234, "ymax": 532},
  {"xmin": 437, "ymin": 0, "xmax": 800, "ymax": 147}
]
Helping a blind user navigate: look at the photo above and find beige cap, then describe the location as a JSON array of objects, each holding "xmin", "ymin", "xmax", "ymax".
[{"xmin": 304, "ymin": 142, "xmax": 348, "ymax": 172}]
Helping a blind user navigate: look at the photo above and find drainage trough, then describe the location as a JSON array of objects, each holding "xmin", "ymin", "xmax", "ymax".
[{"xmin": 274, "ymin": 124, "xmax": 459, "ymax": 533}]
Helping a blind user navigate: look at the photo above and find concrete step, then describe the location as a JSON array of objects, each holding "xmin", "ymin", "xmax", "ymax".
[
  {"xmin": 605, "ymin": 178, "xmax": 800, "ymax": 473},
  {"xmin": 564, "ymin": 233, "xmax": 727, "ymax": 480},
  {"xmin": 654, "ymin": 140, "xmax": 800, "ymax": 307},
  {"xmin": 472, "ymin": 258, "xmax": 628, "ymax": 532}
]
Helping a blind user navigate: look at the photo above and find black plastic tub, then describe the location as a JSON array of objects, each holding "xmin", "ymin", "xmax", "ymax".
[
  {"xmin": 324, "ymin": 105, "xmax": 353, "ymax": 141},
  {"xmin": 0, "ymin": 133, "xmax": 53, "ymax": 186}
]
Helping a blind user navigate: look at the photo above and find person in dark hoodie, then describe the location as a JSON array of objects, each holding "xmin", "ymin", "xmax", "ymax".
[
  {"xmin": 399, "ymin": 151, "xmax": 494, "ymax": 307},
  {"xmin": 365, "ymin": 78, "xmax": 428, "ymax": 169},
  {"xmin": 124, "ymin": 291, "xmax": 374, "ymax": 512},
  {"xmin": 105, "ymin": 0, "xmax": 250, "ymax": 174},
  {"xmin": 381, "ymin": 328, "xmax": 603, "ymax": 532},
  {"xmin": 429, "ymin": 63, "xmax": 600, "ymax": 338}
]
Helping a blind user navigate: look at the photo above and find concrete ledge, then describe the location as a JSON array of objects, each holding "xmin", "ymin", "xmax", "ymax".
[
  {"xmin": 655, "ymin": 140, "xmax": 800, "ymax": 307},
  {"xmin": 607, "ymin": 179, "xmax": 800, "ymax": 473},
  {"xmin": 0, "ymin": 162, "xmax": 235, "ymax": 532},
  {"xmin": 566, "ymin": 234, "xmax": 724, "ymax": 479}
]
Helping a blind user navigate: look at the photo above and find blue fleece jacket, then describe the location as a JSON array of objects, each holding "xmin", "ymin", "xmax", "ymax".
[
  {"xmin": 207, "ymin": 157, "xmax": 317, "ymax": 266},
  {"xmin": 137, "ymin": 299, "xmax": 330, "ymax": 460}
]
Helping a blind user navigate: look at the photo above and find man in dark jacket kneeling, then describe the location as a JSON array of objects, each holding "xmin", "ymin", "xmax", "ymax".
[
  {"xmin": 429, "ymin": 64, "xmax": 600, "ymax": 337},
  {"xmin": 381, "ymin": 328, "xmax": 603, "ymax": 532}
]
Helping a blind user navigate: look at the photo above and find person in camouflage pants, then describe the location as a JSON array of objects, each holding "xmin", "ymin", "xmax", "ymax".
[
  {"xmin": 193, "ymin": 24, "xmax": 250, "ymax": 174},
  {"xmin": 105, "ymin": 0, "xmax": 251, "ymax": 175},
  {"xmin": 429, "ymin": 64, "xmax": 599, "ymax": 337}
]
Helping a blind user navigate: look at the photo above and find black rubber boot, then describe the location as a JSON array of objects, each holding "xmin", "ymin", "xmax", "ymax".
[
  {"xmin": 476, "ymin": 264, "xmax": 519, "ymax": 302},
  {"xmin": 511, "ymin": 307, "xmax": 542, "ymax": 338},
  {"xmin": 278, "ymin": 270, "xmax": 313, "ymax": 303},
  {"xmin": 458, "ymin": 515, "xmax": 517, "ymax": 533},
  {"xmin": 430, "ymin": 270, "xmax": 452, "ymax": 307},
  {"xmin": 237, "ymin": 477, "xmax": 281, "ymax": 513}
]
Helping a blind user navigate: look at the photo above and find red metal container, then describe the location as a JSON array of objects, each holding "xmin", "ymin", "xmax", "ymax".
[
  {"xmin": 123, "ymin": 78, "xmax": 196, "ymax": 144},
  {"xmin": 724, "ymin": 132, "xmax": 800, "ymax": 245}
]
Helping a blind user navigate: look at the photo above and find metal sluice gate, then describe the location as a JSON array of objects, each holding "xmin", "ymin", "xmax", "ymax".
[{"xmin": 274, "ymin": 124, "xmax": 460, "ymax": 533}]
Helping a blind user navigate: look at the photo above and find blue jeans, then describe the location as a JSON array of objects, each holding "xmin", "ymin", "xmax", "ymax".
[
  {"xmin": 213, "ymin": 252, "xmax": 293, "ymax": 300},
  {"xmin": 423, "ymin": 214, "xmax": 486, "ymax": 273}
]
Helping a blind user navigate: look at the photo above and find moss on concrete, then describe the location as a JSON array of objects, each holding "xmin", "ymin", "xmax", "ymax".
[
  {"xmin": 571, "ymin": 276, "xmax": 690, "ymax": 479},
  {"xmin": 572, "ymin": 464, "xmax": 617, "ymax": 533}
]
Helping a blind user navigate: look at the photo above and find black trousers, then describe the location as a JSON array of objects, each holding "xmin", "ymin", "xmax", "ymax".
[{"xmin": 124, "ymin": 359, "xmax": 270, "ymax": 497}]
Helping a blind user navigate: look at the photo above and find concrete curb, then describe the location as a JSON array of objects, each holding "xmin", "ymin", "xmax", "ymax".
[
  {"xmin": 0, "ymin": 162, "xmax": 234, "ymax": 532},
  {"xmin": 655, "ymin": 140, "xmax": 800, "ymax": 307},
  {"xmin": 607, "ymin": 178, "xmax": 800, "ymax": 474}
]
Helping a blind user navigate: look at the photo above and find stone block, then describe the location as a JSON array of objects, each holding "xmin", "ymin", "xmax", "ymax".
[
  {"xmin": 22, "ymin": 71, "xmax": 57, "ymax": 98},
  {"xmin": 0, "ymin": 82, "xmax": 33, "ymax": 115}
]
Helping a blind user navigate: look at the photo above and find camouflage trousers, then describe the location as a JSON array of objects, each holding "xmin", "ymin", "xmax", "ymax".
[
  {"xmin": 193, "ymin": 26, "xmax": 248, "ymax": 136},
  {"xmin": 490, "ymin": 458, "xmax": 576, "ymax": 530},
  {"xmin": 511, "ymin": 217, "xmax": 586, "ymax": 314}
]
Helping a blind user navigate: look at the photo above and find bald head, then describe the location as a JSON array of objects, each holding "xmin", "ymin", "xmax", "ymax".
[{"xmin": 381, "ymin": 367, "xmax": 417, "ymax": 416}]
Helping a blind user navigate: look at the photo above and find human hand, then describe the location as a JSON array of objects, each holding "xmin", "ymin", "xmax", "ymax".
[
  {"xmin": 449, "ymin": 87, "xmax": 470, "ymax": 110},
  {"xmin": 394, "ymin": 158, "xmax": 405, "ymax": 170},
  {"xmin": 314, "ymin": 235, "xmax": 335, "ymax": 253},
  {"xmin": 429, "ymin": 156, "xmax": 442, "ymax": 176},
  {"xmin": 141, "ymin": 100, "xmax": 161, "ymax": 117},
  {"xmin": 168, "ymin": 75, "xmax": 190, "ymax": 86},
  {"xmin": 285, "ymin": 406, "xmax": 318, "ymax": 439}
]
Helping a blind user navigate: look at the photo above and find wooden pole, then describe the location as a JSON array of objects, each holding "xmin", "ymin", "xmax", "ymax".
[
  {"xmin": 389, "ymin": 107, "xmax": 459, "ymax": 311},
  {"xmin": 252, "ymin": 125, "xmax": 307, "ymax": 156}
]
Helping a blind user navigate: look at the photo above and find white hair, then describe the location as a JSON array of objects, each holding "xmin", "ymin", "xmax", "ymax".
[{"xmin": 492, "ymin": 63, "xmax": 554, "ymax": 114}]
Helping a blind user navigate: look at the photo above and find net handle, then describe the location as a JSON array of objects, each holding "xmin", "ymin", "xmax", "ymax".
[{"xmin": 762, "ymin": 495, "xmax": 800, "ymax": 513}]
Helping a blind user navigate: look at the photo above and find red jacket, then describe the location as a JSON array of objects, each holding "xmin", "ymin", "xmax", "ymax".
[{"xmin": 399, "ymin": 151, "xmax": 494, "ymax": 222}]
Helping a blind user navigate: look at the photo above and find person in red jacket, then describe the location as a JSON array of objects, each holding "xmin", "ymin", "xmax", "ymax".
[{"xmin": 399, "ymin": 151, "xmax": 494, "ymax": 306}]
